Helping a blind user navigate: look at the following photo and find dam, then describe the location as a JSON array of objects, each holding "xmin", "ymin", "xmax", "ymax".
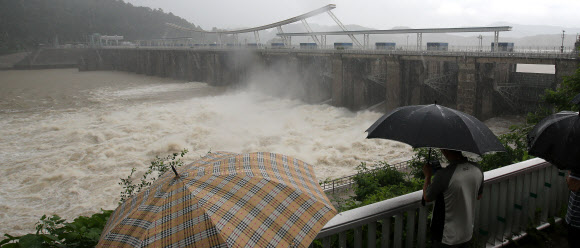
[{"xmin": 78, "ymin": 47, "xmax": 578, "ymax": 120}]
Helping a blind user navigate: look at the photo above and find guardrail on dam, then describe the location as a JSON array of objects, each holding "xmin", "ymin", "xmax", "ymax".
[{"xmin": 78, "ymin": 48, "xmax": 578, "ymax": 120}]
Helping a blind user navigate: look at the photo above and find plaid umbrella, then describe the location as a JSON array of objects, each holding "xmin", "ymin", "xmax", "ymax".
[{"xmin": 97, "ymin": 152, "xmax": 337, "ymax": 248}]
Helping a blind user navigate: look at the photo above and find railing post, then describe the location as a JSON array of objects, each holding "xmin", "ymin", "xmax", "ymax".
[
  {"xmin": 406, "ymin": 209, "xmax": 416, "ymax": 248},
  {"xmin": 541, "ymin": 167, "xmax": 551, "ymax": 222},
  {"xmin": 381, "ymin": 217, "xmax": 391, "ymax": 248},
  {"xmin": 529, "ymin": 171, "xmax": 539, "ymax": 225},
  {"xmin": 394, "ymin": 214, "xmax": 403, "ymax": 248},
  {"xmin": 339, "ymin": 231, "xmax": 347, "ymax": 248},
  {"xmin": 487, "ymin": 183, "xmax": 500, "ymax": 246},
  {"xmin": 417, "ymin": 206, "xmax": 428, "ymax": 248},
  {"xmin": 368, "ymin": 222, "xmax": 377, "ymax": 248},
  {"xmin": 323, "ymin": 236, "xmax": 331, "ymax": 248},
  {"xmin": 522, "ymin": 172, "xmax": 532, "ymax": 229},
  {"xmin": 476, "ymin": 186, "xmax": 491, "ymax": 247},
  {"xmin": 355, "ymin": 226, "xmax": 363, "ymax": 248},
  {"xmin": 504, "ymin": 178, "xmax": 516, "ymax": 237},
  {"xmin": 496, "ymin": 181, "xmax": 508, "ymax": 243},
  {"xmin": 549, "ymin": 167, "xmax": 559, "ymax": 217},
  {"xmin": 556, "ymin": 170, "xmax": 567, "ymax": 213},
  {"xmin": 513, "ymin": 175, "xmax": 524, "ymax": 234}
]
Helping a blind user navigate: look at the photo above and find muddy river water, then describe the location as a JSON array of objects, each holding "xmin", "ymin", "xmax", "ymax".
[{"xmin": 0, "ymin": 69, "xmax": 522, "ymax": 235}]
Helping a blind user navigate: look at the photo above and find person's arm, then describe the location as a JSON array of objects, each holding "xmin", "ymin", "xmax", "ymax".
[
  {"xmin": 424, "ymin": 163, "xmax": 456, "ymax": 203},
  {"xmin": 567, "ymin": 171, "xmax": 580, "ymax": 192}
]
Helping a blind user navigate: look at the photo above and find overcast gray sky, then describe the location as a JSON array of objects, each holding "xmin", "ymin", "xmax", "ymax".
[{"xmin": 125, "ymin": 0, "xmax": 580, "ymax": 30}]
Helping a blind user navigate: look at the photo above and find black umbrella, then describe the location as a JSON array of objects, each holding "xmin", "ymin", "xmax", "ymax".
[
  {"xmin": 366, "ymin": 104, "xmax": 505, "ymax": 155},
  {"xmin": 527, "ymin": 111, "xmax": 580, "ymax": 171}
]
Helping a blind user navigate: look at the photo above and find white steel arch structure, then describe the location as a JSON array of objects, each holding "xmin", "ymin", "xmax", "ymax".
[
  {"xmin": 165, "ymin": 4, "xmax": 363, "ymax": 47},
  {"xmin": 165, "ymin": 5, "xmax": 512, "ymax": 50}
]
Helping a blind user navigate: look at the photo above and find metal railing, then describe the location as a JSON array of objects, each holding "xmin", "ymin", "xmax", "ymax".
[
  {"xmin": 312, "ymin": 158, "xmax": 568, "ymax": 248},
  {"xmin": 319, "ymin": 160, "xmax": 413, "ymax": 193},
  {"xmin": 100, "ymin": 46, "xmax": 578, "ymax": 60}
]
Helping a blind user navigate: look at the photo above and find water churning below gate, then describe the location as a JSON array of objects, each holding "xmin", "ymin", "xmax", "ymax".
[{"xmin": 0, "ymin": 69, "xmax": 520, "ymax": 235}]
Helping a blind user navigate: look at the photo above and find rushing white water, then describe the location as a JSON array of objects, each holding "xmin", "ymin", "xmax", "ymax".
[{"xmin": 0, "ymin": 69, "xmax": 522, "ymax": 235}]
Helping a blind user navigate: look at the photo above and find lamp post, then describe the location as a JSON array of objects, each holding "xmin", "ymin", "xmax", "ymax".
[
  {"xmin": 406, "ymin": 35, "xmax": 409, "ymax": 50},
  {"xmin": 561, "ymin": 30, "xmax": 565, "ymax": 53}
]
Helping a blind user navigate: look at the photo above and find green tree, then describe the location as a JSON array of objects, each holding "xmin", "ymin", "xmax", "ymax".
[
  {"xmin": 542, "ymin": 66, "xmax": 580, "ymax": 113},
  {"xmin": 0, "ymin": 0, "xmax": 203, "ymax": 54}
]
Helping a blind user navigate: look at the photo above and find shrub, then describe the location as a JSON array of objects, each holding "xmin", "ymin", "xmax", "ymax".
[
  {"xmin": 340, "ymin": 178, "xmax": 423, "ymax": 212},
  {"xmin": 0, "ymin": 210, "xmax": 112, "ymax": 248},
  {"xmin": 119, "ymin": 149, "xmax": 188, "ymax": 204},
  {"xmin": 478, "ymin": 126, "xmax": 532, "ymax": 172},
  {"xmin": 352, "ymin": 162, "xmax": 405, "ymax": 201}
]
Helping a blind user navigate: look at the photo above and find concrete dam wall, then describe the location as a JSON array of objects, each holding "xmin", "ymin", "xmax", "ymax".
[
  {"xmin": 13, "ymin": 48, "xmax": 90, "ymax": 69},
  {"xmin": 79, "ymin": 48, "xmax": 578, "ymax": 120}
]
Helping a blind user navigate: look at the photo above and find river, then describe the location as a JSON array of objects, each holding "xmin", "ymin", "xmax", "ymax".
[{"xmin": 0, "ymin": 69, "xmax": 522, "ymax": 235}]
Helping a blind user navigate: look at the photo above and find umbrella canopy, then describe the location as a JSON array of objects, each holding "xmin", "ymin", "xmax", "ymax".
[
  {"xmin": 366, "ymin": 104, "xmax": 505, "ymax": 155},
  {"xmin": 527, "ymin": 111, "xmax": 580, "ymax": 171},
  {"xmin": 97, "ymin": 151, "xmax": 337, "ymax": 248}
]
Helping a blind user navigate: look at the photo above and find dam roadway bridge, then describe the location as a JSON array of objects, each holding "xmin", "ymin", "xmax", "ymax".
[{"xmin": 79, "ymin": 47, "xmax": 578, "ymax": 120}]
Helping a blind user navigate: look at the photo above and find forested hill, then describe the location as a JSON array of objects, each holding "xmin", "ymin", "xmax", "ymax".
[{"xmin": 0, "ymin": 0, "xmax": 200, "ymax": 53}]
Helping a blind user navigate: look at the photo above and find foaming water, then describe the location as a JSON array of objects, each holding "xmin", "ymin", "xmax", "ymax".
[{"xmin": 0, "ymin": 69, "xmax": 521, "ymax": 235}]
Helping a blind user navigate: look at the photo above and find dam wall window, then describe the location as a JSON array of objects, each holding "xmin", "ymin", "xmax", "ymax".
[
  {"xmin": 334, "ymin": 42, "xmax": 353, "ymax": 50},
  {"xmin": 270, "ymin": 43, "xmax": 286, "ymax": 49},
  {"xmin": 492, "ymin": 42, "xmax": 515, "ymax": 52},
  {"xmin": 426, "ymin": 42, "xmax": 449, "ymax": 51},
  {"xmin": 375, "ymin": 42, "xmax": 396, "ymax": 50},
  {"xmin": 300, "ymin": 43, "xmax": 318, "ymax": 49}
]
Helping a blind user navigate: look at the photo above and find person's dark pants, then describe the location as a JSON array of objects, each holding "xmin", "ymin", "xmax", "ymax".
[
  {"xmin": 568, "ymin": 223, "xmax": 580, "ymax": 248},
  {"xmin": 432, "ymin": 239, "xmax": 472, "ymax": 248}
]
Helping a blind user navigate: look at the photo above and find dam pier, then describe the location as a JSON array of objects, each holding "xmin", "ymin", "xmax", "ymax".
[{"xmin": 79, "ymin": 48, "xmax": 578, "ymax": 120}]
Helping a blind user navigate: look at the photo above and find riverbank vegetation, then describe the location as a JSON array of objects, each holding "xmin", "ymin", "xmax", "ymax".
[{"xmin": 0, "ymin": 0, "xmax": 200, "ymax": 54}]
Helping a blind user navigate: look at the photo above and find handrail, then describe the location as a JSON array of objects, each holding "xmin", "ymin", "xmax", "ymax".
[
  {"xmin": 482, "ymin": 158, "xmax": 551, "ymax": 183},
  {"xmin": 319, "ymin": 160, "xmax": 412, "ymax": 192},
  {"xmin": 100, "ymin": 46, "xmax": 578, "ymax": 60},
  {"xmin": 312, "ymin": 158, "xmax": 568, "ymax": 248},
  {"xmin": 318, "ymin": 191, "xmax": 423, "ymax": 238}
]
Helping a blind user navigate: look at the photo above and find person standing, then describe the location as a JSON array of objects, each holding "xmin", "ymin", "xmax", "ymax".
[
  {"xmin": 422, "ymin": 149, "xmax": 484, "ymax": 248},
  {"xmin": 566, "ymin": 171, "xmax": 580, "ymax": 247}
]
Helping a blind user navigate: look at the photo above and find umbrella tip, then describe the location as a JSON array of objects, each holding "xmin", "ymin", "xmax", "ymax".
[{"xmin": 171, "ymin": 165, "xmax": 179, "ymax": 178}]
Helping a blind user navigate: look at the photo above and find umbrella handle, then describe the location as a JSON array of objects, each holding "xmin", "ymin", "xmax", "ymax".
[
  {"xmin": 427, "ymin": 148, "xmax": 432, "ymax": 164},
  {"xmin": 171, "ymin": 165, "xmax": 179, "ymax": 178}
]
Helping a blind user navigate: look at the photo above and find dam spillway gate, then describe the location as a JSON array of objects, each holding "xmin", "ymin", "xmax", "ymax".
[{"xmin": 79, "ymin": 48, "xmax": 578, "ymax": 120}]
